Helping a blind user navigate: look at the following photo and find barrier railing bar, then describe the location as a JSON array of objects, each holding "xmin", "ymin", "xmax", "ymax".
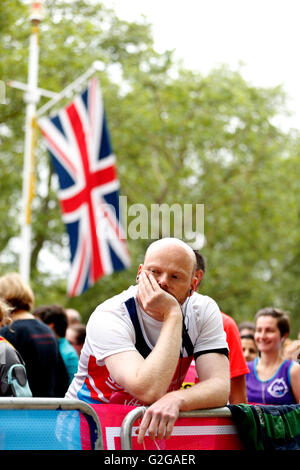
[
  {"xmin": 120, "ymin": 406, "xmax": 232, "ymax": 450},
  {"xmin": 120, "ymin": 406, "xmax": 147, "ymax": 450},
  {"xmin": 0, "ymin": 397, "xmax": 103, "ymax": 450},
  {"xmin": 178, "ymin": 407, "xmax": 231, "ymax": 418}
]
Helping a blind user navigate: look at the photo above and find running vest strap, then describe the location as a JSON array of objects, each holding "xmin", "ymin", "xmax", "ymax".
[
  {"xmin": 181, "ymin": 319, "xmax": 194, "ymax": 357},
  {"xmin": 124, "ymin": 297, "xmax": 194, "ymax": 358},
  {"xmin": 124, "ymin": 297, "xmax": 152, "ymax": 358}
]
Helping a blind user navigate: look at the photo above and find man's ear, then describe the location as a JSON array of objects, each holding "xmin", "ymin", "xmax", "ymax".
[
  {"xmin": 194, "ymin": 269, "xmax": 204, "ymax": 291},
  {"xmin": 188, "ymin": 276, "xmax": 198, "ymax": 296},
  {"xmin": 136, "ymin": 264, "xmax": 143, "ymax": 281}
]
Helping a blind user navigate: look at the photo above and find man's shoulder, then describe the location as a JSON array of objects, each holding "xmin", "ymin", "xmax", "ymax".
[
  {"xmin": 221, "ymin": 312, "xmax": 239, "ymax": 330},
  {"xmin": 96, "ymin": 285, "xmax": 137, "ymax": 309},
  {"xmin": 184, "ymin": 292, "xmax": 222, "ymax": 329},
  {"xmin": 188, "ymin": 291, "xmax": 220, "ymax": 312},
  {"xmin": 89, "ymin": 285, "xmax": 138, "ymax": 322}
]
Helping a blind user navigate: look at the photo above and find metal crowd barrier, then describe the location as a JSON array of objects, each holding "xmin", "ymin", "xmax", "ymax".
[
  {"xmin": 120, "ymin": 406, "xmax": 232, "ymax": 450},
  {"xmin": 0, "ymin": 397, "xmax": 103, "ymax": 450}
]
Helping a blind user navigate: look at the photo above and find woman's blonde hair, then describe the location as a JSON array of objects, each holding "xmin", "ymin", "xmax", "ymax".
[
  {"xmin": 0, "ymin": 273, "xmax": 34, "ymax": 312},
  {"xmin": 0, "ymin": 297, "xmax": 13, "ymax": 326}
]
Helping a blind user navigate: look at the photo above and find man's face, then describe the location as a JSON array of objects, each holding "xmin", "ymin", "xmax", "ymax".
[{"xmin": 138, "ymin": 243, "xmax": 196, "ymax": 304}]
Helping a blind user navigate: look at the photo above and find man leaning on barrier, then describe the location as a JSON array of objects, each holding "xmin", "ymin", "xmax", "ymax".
[{"xmin": 66, "ymin": 237, "xmax": 230, "ymax": 443}]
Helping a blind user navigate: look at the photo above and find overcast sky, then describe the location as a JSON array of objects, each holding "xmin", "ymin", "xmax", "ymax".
[{"xmin": 104, "ymin": 0, "xmax": 300, "ymax": 130}]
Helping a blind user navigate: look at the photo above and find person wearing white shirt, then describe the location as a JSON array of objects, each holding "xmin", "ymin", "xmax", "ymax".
[{"xmin": 66, "ymin": 237, "xmax": 229, "ymax": 443}]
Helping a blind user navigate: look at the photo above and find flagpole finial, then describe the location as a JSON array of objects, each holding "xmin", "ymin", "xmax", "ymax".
[
  {"xmin": 93, "ymin": 61, "xmax": 104, "ymax": 72},
  {"xmin": 29, "ymin": 1, "xmax": 44, "ymax": 24}
]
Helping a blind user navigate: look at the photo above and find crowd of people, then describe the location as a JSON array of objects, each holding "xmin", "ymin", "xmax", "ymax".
[
  {"xmin": 0, "ymin": 238, "xmax": 299, "ymax": 443},
  {"xmin": 0, "ymin": 272, "xmax": 86, "ymax": 398},
  {"xmin": 183, "ymin": 251, "xmax": 300, "ymax": 407}
]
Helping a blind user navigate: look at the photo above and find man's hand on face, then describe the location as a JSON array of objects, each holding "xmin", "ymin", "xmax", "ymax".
[{"xmin": 137, "ymin": 271, "xmax": 181, "ymax": 322}]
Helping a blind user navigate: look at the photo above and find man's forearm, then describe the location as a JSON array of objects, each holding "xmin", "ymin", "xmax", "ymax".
[
  {"xmin": 134, "ymin": 309, "xmax": 183, "ymax": 403},
  {"xmin": 136, "ymin": 373, "xmax": 230, "ymax": 444},
  {"xmin": 172, "ymin": 375, "xmax": 230, "ymax": 411}
]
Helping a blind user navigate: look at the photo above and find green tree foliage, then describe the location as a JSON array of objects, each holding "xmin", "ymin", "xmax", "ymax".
[{"xmin": 1, "ymin": 0, "xmax": 300, "ymax": 336}]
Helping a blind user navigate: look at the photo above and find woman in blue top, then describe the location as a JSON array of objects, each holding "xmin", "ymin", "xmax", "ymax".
[{"xmin": 246, "ymin": 307, "xmax": 300, "ymax": 405}]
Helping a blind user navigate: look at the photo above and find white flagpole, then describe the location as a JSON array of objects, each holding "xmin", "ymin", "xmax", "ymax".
[{"xmin": 19, "ymin": 2, "xmax": 43, "ymax": 283}]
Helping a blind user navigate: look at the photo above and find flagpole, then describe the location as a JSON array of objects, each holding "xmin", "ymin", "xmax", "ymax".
[
  {"xmin": 19, "ymin": 2, "xmax": 43, "ymax": 283},
  {"xmin": 36, "ymin": 60, "xmax": 103, "ymax": 118}
]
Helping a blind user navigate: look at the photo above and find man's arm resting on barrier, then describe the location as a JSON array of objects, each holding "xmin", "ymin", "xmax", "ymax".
[
  {"xmin": 137, "ymin": 351, "xmax": 230, "ymax": 443},
  {"xmin": 104, "ymin": 313, "xmax": 183, "ymax": 404}
]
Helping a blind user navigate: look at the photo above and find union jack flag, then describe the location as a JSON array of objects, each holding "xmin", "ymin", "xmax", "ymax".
[{"xmin": 38, "ymin": 77, "xmax": 130, "ymax": 296}]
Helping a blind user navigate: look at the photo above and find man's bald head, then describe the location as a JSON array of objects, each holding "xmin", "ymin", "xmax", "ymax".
[
  {"xmin": 137, "ymin": 238, "xmax": 199, "ymax": 304},
  {"xmin": 144, "ymin": 238, "xmax": 196, "ymax": 276}
]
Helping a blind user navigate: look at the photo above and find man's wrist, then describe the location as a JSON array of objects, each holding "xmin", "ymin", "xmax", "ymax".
[
  {"xmin": 164, "ymin": 305, "xmax": 182, "ymax": 321},
  {"xmin": 168, "ymin": 389, "xmax": 185, "ymax": 409}
]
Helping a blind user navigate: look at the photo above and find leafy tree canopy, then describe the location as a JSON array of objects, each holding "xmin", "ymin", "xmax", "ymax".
[{"xmin": 1, "ymin": 0, "xmax": 300, "ymax": 336}]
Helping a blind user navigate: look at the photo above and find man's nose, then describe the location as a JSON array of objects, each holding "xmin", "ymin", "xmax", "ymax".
[{"xmin": 158, "ymin": 273, "xmax": 168, "ymax": 288}]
